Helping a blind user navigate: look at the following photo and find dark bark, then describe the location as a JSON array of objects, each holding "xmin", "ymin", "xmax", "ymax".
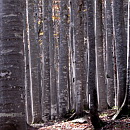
[
  {"xmin": 112, "ymin": 0, "xmax": 127, "ymax": 108},
  {"xmin": 112, "ymin": 0, "xmax": 130, "ymax": 120},
  {"xmin": 95, "ymin": 0, "xmax": 107, "ymax": 111},
  {"xmin": 73, "ymin": 0, "xmax": 85, "ymax": 116},
  {"xmin": 0, "ymin": 0, "xmax": 27, "ymax": 129},
  {"xmin": 86, "ymin": 0, "xmax": 104, "ymax": 129}
]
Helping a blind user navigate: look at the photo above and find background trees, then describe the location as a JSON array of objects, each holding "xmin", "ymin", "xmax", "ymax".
[
  {"xmin": 0, "ymin": 0, "xmax": 130, "ymax": 129},
  {"xmin": 23, "ymin": 0, "xmax": 130, "ymax": 126}
]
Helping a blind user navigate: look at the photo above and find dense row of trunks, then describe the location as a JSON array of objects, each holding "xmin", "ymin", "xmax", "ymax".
[{"xmin": 0, "ymin": 0, "xmax": 130, "ymax": 129}]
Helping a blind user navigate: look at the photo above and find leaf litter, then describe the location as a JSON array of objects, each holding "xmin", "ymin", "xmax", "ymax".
[{"xmin": 28, "ymin": 109, "xmax": 130, "ymax": 130}]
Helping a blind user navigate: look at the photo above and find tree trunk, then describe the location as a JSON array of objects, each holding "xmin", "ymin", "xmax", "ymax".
[
  {"xmin": 95, "ymin": 0, "xmax": 107, "ymax": 111},
  {"xmin": 27, "ymin": 0, "xmax": 42, "ymax": 123},
  {"xmin": 24, "ymin": 1, "xmax": 33, "ymax": 123},
  {"xmin": 69, "ymin": 0, "xmax": 76, "ymax": 111},
  {"xmin": 0, "ymin": 0, "xmax": 27, "ymax": 129},
  {"xmin": 41, "ymin": 0, "xmax": 51, "ymax": 121},
  {"xmin": 112, "ymin": 0, "xmax": 127, "ymax": 108},
  {"xmin": 49, "ymin": 0, "xmax": 58, "ymax": 120},
  {"xmin": 73, "ymin": 0, "xmax": 84, "ymax": 116},
  {"xmin": 128, "ymin": 0, "xmax": 130, "ymax": 107},
  {"xmin": 86, "ymin": 0, "xmax": 104, "ymax": 129},
  {"xmin": 58, "ymin": 0, "xmax": 69, "ymax": 117},
  {"xmin": 105, "ymin": 0, "xmax": 115, "ymax": 108}
]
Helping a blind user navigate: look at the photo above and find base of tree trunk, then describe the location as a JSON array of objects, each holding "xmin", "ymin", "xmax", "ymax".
[
  {"xmin": 90, "ymin": 111, "xmax": 105, "ymax": 130},
  {"xmin": 112, "ymin": 84, "xmax": 128, "ymax": 120}
]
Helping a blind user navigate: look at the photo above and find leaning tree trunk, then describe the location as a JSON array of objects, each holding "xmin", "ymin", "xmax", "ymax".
[
  {"xmin": 0, "ymin": 0, "xmax": 27, "ymax": 129},
  {"xmin": 95, "ymin": 0, "xmax": 107, "ymax": 111},
  {"xmin": 112, "ymin": 0, "xmax": 127, "ymax": 108}
]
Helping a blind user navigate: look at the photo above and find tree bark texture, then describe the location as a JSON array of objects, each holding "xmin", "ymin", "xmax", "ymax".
[
  {"xmin": 95, "ymin": 0, "xmax": 107, "ymax": 111},
  {"xmin": 73, "ymin": 0, "xmax": 84, "ymax": 115},
  {"xmin": 105, "ymin": 0, "xmax": 115, "ymax": 108},
  {"xmin": 24, "ymin": 2, "xmax": 33, "ymax": 123},
  {"xmin": 49, "ymin": 0, "xmax": 58, "ymax": 120},
  {"xmin": 58, "ymin": 0, "xmax": 69, "ymax": 117},
  {"xmin": 87, "ymin": 0, "xmax": 103, "ymax": 128},
  {"xmin": 0, "ymin": 0, "xmax": 27, "ymax": 129},
  {"xmin": 41, "ymin": 0, "xmax": 51, "ymax": 121},
  {"xmin": 112, "ymin": 0, "xmax": 127, "ymax": 108},
  {"xmin": 27, "ymin": 0, "xmax": 42, "ymax": 123}
]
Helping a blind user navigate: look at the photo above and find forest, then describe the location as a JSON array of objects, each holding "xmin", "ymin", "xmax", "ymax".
[{"xmin": 0, "ymin": 0, "xmax": 130, "ymax": 130}]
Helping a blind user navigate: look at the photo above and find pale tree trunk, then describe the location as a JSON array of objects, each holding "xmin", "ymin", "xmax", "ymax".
[
  {"xmin": 73, "ymin": 0, "xmax": 84, "ymax": 116},
  {"xmin": 53, "ymin": 1, "xmax": 60, "ymax": 114},
  {"xmin": 41, "ymin": 0, "xmax": 51, "ymax": 121},
  {"xmin": 127, "ymin": 0, "xmax": 130, "ymax": 108},
  {"xmin": 0, "ymin": 0, "xmax": 27, "ymax": 129},
  {"xmin": 52, "ymin": 0, "xmax": 61, "ymax": 117},
  {"xmin": 83, "ymin": 0, "xmax": 89, "ymax": 109},
  {"xmin": 86, "ymin": 0, "xmax": 103, "ymax": 129},
  {"xmin": 82, "ymin": 2, "xmax": 88, "ymax": 110},
  {"xmin": 58, "ymin": 0, "xmax": 69, "ymax": 117},
  {"xmin": 27, "ymin": 0, "xmax": 42, "ymax": 123},
  {"xmin": 95, "ymin": 0, "xmax": 107, "ymax": 111},
  {"xmin": 105, "ymin": 0, "xmax": 115, "ymax": 108},
  {"xmin": 24, "ymin": 3, "xmax": 33, "ymax": 123},
  {"xmin": 127, "ymin": 1, "xmax": 130, "ymax": 108},
  {"xmin": 69, "ymin": 0, "xmax": 75, "ymax": 110},
  {"xmin": 112, "ymin": 0, "xmax": 127, "ymax": 108}
]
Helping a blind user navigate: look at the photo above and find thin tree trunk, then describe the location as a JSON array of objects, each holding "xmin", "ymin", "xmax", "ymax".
[
  {"xmin": 41, "ymin": 0, "xmax": 51, "ymax": 121},
  {"xmin": 69, "ymin": 0, "xmax": 76, "ymax": 110},
  {"xmin": 24, "ymin": 2, "xmax": 33, "ymax": 123},
  {"xmin": 127, "ymin": 0, "xmax": 130, "ymax": 109},
  {"xmin": 49, "ymin": 0, "xmax": 58, "ymax": 120}
]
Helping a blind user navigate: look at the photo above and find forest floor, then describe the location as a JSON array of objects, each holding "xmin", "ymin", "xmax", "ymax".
[{"xmin": 28, "ymin": 109, "xmax": 130, "ymax": 130}]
